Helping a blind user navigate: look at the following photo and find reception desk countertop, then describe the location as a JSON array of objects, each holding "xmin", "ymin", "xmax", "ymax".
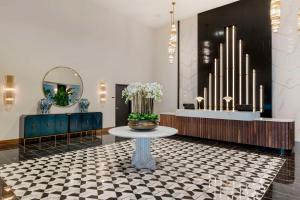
[
  {"xmin": 160, "ymin": 110, "xmax": 294, "ymax": 122},
  {"xmin": 175, "ymin": 109, "xmax": 261, "ymax": 121}
]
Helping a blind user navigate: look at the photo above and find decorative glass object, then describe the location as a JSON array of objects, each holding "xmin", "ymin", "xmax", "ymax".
[
  {"xmin": 39, "ymin": 98, "xmax": 53, "ymax": 114},
  {"xmin": 79, "ymin": 98, "xmax": 90, "ymax": 113},
  {"xmin": 223, "ymin": 96, "xmax": 233, "ymax": 111},
  {"xmin": 196, "ymin": 96, "xmax": 204, "ymax": 109}
]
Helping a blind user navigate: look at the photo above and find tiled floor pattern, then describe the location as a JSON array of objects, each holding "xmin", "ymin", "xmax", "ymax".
[{"xmin": 0, "ymin": 137, "xmax": 284, "ymax": 200}]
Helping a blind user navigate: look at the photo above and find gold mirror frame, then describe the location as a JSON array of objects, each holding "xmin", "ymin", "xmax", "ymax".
[{"xmin": 42, "ymin": 66, "xmax": 84, "ymax": 107}]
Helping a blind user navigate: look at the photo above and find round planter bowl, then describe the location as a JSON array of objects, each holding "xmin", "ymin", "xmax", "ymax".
[{"xmin": 128, "ymin": 120, "xmax": 158, "ymax": 131}]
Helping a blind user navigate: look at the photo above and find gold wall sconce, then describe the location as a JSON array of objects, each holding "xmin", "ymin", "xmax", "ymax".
[
  {"xmin": 298, "ymin": 9, "xmax": 300, "ymax": 34},
  {"xmin": 3, "ymin": 75, "xmax": 16, "ymax": 107},
  {"xmin": 270, "ymin": 0, "xmax": 281, "ymax": 33},
  {"xmin": 99, "ymin": 81, "xmax": 107, "ymax": 103}
]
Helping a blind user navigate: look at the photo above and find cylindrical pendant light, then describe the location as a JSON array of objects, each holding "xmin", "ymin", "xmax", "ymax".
[
  {"xmin": 270, "ymin": 0, "xmax": 281, "ymax": 33},
  {"xmin": 168, "ymin": 1, "xmax": 177, "ymax": 64}
]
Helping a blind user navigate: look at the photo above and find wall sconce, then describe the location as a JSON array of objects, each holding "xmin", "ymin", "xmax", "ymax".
[
  {"xmin": 99, "ymin": 81, "xmax": 107, "ymax": 103},
  {"xmin": 270, "ymin": 0, "xmax": 281, "ymax": 33},
  {"xmin": 298, "ymin": 9, "xmax": 300, "ymax": 34},
  {"xmin": 3, "ymin": 75, "xmax": 16, "ymax": 107}
]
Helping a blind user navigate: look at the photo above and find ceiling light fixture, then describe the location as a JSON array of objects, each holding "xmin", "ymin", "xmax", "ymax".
[
  {"xmin": 168, "ymin": 0, "xmax": 177, "ymax": 64},
  {"xmin": 270, "ymin": 0, "xmax": 281, "ymax": 33}
]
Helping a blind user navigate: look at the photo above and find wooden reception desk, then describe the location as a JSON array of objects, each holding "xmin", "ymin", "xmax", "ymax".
[{"xmin": 160, "ymin": 110, "xmax": 295, "ymax": 150}]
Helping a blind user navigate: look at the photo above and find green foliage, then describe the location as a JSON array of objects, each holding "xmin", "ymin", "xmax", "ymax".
[
  {"xmin": 54, "ymin": 87, "xmax": 74, "ymax": 106},
  {"xmin": 128, "ymin": 113, "xmax": 158, "ymax": 121}
]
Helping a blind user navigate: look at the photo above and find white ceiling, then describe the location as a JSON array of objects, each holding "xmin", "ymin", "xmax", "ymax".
[{"xmin": 94, "ymin": 0, "xmax": 239, "ymax": 28}]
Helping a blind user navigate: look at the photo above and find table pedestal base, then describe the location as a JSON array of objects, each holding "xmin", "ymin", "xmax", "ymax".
[{"xmin": 132, "ymin": 138, "xmax": 156, "ymax": 170}]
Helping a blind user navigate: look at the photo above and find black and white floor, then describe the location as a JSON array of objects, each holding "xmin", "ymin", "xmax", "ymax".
[{"xmin": 0, "ymin": 137, "xmax": 284, "ymax": 200}]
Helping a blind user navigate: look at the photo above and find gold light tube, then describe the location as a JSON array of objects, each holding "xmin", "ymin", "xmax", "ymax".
[
  {"xmin": 226, "ymin": 27, "xmax": 229, "ymax": 110},
  {"xmin": 209, "ymin": 73, "xmax": 212, "ymax": 111},
  {"xmin": 252, "ymin": 69, "xmax": 256, "ymax": 112},
  {"xmin": 246, "ymin": 54, "xmax": 249, "ymax": 105},
  {"xmin": 260, "ymin": 85, "xmax": 264, "ymax": 113},
  {"xmin": 204, "ymin": 87, "xmax": 207, "ymax": 110},
  {"xmin": 239, "ymin": 40, "xmax": 243, "ymax": 105},
  {"xmin": 214, "ymin": 59, "xmax": 218, "ymax": 111},
  {"xmin": 232, "ymin": 26, "xmax": 236, "ymax": 111},
  {"xmin": 219, "ymin": 43, "xmax": 224, "ymax": 111}
]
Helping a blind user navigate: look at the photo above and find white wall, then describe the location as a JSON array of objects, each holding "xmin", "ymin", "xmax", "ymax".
[
  {"xmin": 272, "ymin": 0, "xmax": 300, "ymax": 141},
  {"xmin": 0, "ymin": 0, "xmax": 155, "ymax": 140},
  {"xmin": 153, "ymin": 26, "xmax": 178, "ymax": 113},
  {"xmin": 179, "ymin": 16, "xmax": 198, "ymax": 108}
]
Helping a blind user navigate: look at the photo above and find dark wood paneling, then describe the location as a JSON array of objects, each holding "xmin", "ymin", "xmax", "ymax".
[{"xmin": 160, "ymin": 114, "xmax": 295, "ymax": 150}]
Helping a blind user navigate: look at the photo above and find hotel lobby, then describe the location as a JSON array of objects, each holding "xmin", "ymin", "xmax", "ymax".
[{"xmin": 0, "ymin": 0, "xmax": 299, "ymax": 199}]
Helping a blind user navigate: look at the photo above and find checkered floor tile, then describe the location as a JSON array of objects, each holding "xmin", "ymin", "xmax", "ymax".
[{"xmin": 0, "ymin": 138, "xmax": 284, "ymax": 200}]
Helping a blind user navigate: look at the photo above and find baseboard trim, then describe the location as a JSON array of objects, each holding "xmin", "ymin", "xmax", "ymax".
[
  {"xmin": 0, "ymin": 138, "xmax": 20, "ymax": 149},
  {"xmin": 97, "ymin": 127, "xmax": 114, "ymax": 136}
]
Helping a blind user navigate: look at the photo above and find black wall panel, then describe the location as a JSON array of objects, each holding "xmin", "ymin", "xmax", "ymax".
[{"xmin": 198, "ymin": 0, "xmax": 272, "ymax": 117}]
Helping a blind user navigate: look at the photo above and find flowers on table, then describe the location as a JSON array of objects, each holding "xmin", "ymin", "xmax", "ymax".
[
  {"xmin": 122, "ymin": 82, "xmax": 163, "ymax": 103},
  {"xmin": 122, "ymin": 82, "xmax": 163, "ymax": 130}
]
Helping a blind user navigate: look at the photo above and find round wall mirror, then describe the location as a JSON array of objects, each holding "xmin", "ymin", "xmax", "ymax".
[{"xmin": 43, "ymin": 66, "xmax": 83, "ymax": 107}]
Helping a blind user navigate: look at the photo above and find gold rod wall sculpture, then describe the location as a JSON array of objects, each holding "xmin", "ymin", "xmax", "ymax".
[{"xmin": 200, "ymin": 26, "xmax": 264, "ymax": 112}]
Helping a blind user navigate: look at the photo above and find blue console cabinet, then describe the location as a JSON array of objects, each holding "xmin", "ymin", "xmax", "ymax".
[{"xmin": 20, "ymin": 112, "xmax": 102, "ymax": 145}]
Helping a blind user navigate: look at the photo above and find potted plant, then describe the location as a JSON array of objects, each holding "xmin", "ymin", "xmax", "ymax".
[{"xmin": 122, "ymin": 82, "xmax": 163, "ymax": 130}]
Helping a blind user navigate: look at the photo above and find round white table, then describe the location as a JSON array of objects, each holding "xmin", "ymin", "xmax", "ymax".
[{"xmin": 109, "ymin": 126, "xmax": 178, "ymax": 170}]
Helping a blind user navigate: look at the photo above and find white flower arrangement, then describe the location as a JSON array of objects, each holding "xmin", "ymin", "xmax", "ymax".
[{"xmin": 122, "ymin": 82, "xmax": 163, "ymax": 103}]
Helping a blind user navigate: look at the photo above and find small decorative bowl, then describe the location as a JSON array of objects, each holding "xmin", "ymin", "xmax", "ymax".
[{"xmin": 128, "ymin": 120, "xmax": 158, "ymax": 131}]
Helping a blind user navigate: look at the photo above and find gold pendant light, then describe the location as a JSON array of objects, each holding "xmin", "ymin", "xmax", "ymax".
[
  {"xmin": 270, "ymin": 0, "xmax": 281, "ymax": 32},
  {"xmin": 168, "ymin": 0, "xmax": 177, "ymax": 64}
]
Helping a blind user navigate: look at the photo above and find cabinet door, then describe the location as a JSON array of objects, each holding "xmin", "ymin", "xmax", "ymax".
[
  {"xmin": 41, "ymin": 115, "xmax": 56, "ymax": 136},
  {"xmin": 69, "ymin": 114, "xmax": 82, "ymax": 133},
  {"xmin": 55, "ymin": 114, "xmax": 68, "ymax": 134},
  {"xmin": 24, "ymin": 116, "xmax": 41, "ymax": 138},
  {"xmin": 93, "ymin": 112, "xmax": 102, "ymax": 130},
  {"xmin": 82, "ymin": 113, "xmax": 93, "ymax": 131}
]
